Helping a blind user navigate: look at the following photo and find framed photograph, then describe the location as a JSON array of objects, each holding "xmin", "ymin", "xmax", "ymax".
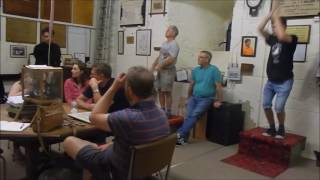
[
  {"xmin": 136, "ymin": 29, "xmax": 152, "ymax": 56},
  {"xmin": 10, "ymin": 45, "xmax": 27, "ymax": 58},
  {"xmin": 241, "ymin": 36, "xmax": 257, "ymax": 57},
  {"xmin": 118, "ymin": 31, "xmax": 124, "ymax": 55},
  {"xmin": 286, "ymin": 25, "xmax": 311, "ymax": 44},
  {"xmin": 150, "ymin": 0, "xmax": 167, "ymax": 15},
  {"xmin": 293, "ymin": 44, "xmax": 307, "ymax": 63},
  {"xmin": 120, "ymin": 0, "xmax": 146, "ymax": 27}
]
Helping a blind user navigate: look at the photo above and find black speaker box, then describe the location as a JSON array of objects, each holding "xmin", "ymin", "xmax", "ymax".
[{"xmin": 206, "ymin": 102, "xmax": 244, "ymax": 146}]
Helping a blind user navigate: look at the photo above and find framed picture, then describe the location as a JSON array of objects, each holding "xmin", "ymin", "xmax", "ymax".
[
  {"xmin": 293, "ymin": 44, "xmax": 307, "ymax": 63},
  {"xmin": 10, "ymin": 45, "xmax": 27, "ymax": 58},
  {"xmin": 127, "ymin": 36, "xmax": 135, "ymax": 44},
  {"xmin": 286, "ymin": 25, "xmax": 311, "ymax": 44},
  {"xmin": 136, "ymin": 29, "xmax": 152, "ymax": 56},
  {"xmin": 150, "ymin": 0, "xmax": 167, "ymax": 15},
  {"xmin": 118, "ymin": 31, "xmax": 124, "ymax": 55},
  {"xmin": 120, "ymin": 0, "xmax": 146, "ymax": 27},
  {"xmin": 241, "ymin": 36, "xmax": 257, "ymax": 57},
  {"xmin": 272, "ymin": 0, "xmax": 320, "ymax": 18}
]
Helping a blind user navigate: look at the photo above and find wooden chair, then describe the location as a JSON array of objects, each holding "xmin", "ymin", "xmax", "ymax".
[{"xmin": 127, "ymin": 133, "xmax": 177, "ymax": 180}]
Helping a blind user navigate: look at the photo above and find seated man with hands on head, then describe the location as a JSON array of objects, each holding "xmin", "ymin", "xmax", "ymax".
[
  {"xmin": 76, "ymin": 63, "xmax": 129, "ymax": 112},
  {"xmin": 63, "ymin": 66, "xmax": 170, "ymax": 180}
]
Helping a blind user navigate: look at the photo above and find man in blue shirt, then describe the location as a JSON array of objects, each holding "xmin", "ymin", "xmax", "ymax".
[{"xmin": 177, "ymin": 50, "xmax": 223, "ymax": 145}]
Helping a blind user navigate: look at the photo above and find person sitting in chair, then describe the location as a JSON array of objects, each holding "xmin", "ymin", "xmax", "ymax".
[
  {"xmin": 64, "ymin": 60, "xmax": 89, "ymax": 104},
  {"xmin": 63, "ymin": 66, "xmax": 170, "ymax": 180},
  {"xmin": 76, "ymin": 63, "xmax": 129, "ymax": 111}
]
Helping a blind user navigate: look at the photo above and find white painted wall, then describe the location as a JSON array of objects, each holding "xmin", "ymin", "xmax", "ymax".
[
  {"xmin": 112, "ymin": 0, "xmax": 234, "ymax": 115},
  {"xmin": 112, "ymin": 0, "xmax": 319, "ymax": 159},
  {"xmin": 113, "ymin": 0, "xmax": 234, "ymax": 73},
  {"xmin": 230, "ymin": 0, "xmax": 319, "ymax": 159}
]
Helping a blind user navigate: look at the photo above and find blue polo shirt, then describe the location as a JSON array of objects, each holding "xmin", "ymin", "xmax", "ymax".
[{"xmin": 192, "ymin": 64, "xmax": 222, "ymax": 98}]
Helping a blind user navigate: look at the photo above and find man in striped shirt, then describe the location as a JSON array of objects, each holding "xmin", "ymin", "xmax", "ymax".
[{"xmin": 63, "ymin": 66, "xmax": 170, "ymax": 180}]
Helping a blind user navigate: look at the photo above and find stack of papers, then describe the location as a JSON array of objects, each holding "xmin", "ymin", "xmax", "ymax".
[
  {"xmin": 26, "ymin": 65, "xmax": 62, "ymax": 69},
  {"xmin": 0, "ymin": 121, "xmax": 30, "ymax": 132},
  {"xmin": 68, "ymin": 112, "xmax": 91, "ymax": 124},
  {"xmin": 7, "ymin": 96, "xmax": 24, "ymax": 106}
]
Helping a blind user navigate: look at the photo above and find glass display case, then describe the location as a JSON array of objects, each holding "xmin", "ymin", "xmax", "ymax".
[{"xmin": 22, "ymin": 65, "xmax": 63, "ymax": 104}]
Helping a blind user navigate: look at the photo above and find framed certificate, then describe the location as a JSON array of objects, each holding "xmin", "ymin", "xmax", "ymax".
[
  {"xmin": 273, "ymin": 0, "xmax": 320, "ymax": 18},
  {"xmin": 286, "ymin": 25, "xmax": 311, "ymax": 44},
  {"xmin": 150, "ymin": 0, "xmax": 167, "ymax": 15},
  {"xmin": 136, "ymin": 29, "xmax": 152, "ymax": 56},
  {"xmin": 120, "ymin": 0, "xmax": 146, "ymax": 27}
]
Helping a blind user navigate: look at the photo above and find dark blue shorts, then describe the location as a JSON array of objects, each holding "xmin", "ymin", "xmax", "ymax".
[{"xmin": 75, "ymin": 145, "xmax": 113, "ymax": 180}]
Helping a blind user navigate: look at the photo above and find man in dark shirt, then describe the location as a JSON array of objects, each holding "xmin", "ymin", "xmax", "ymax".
[
  {"xmin": 258, "ymin": 8, "xmax": 297, "ymax": 139},
  {"xmin": 63, "ymin": 66, "xmax": 170, "ymax": 180},
  {"xmin": 76, "ymin": 63, "xmax": 129, "ymax": 111},
  {"xmin": 33, "ymin": 27, "xmax": 61, "ymax": 67}
]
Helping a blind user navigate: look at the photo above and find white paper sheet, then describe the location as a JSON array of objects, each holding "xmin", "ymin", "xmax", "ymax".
[
  {"xmin": 7, "ymin": 96, "xmax": 24, "ymax": 107},
  {"xmin": 0, "ymin": 121, "xmax": 30, "ymax": 132},
  {"xmin": 176, "ymin": 70, "xmax": 188, "ymax": 81}
]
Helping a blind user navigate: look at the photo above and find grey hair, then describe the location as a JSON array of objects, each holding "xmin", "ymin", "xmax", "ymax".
[
  {"xmin": 168, "ymin": 25, "xmax": 179, "ymax": 37},
  {"xmin": 200, "ymin": 50, "xmax": 212, "ymax": 63},
  {"xmin": 127, "ymin": 66, "xmax": 154, "ymax": 98}
]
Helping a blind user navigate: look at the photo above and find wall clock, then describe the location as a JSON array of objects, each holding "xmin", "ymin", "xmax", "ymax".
[{"xmin": 246, "ymin": 0, "xmax": 263, "ymax": 17}]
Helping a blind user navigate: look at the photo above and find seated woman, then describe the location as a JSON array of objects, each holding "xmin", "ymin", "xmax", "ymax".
[
  {"xmin": 64, "ymin": 60, "xmax": 89, "ymax": 104},
  {"xmin": 8, "ymin": 81, "xmax": 22, "ymax": 96}
]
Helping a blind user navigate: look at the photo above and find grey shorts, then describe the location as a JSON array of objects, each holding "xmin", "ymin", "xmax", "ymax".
[
  {"xmin": 75, "ymin": 145, "xmax": 113, "ymax": 180},
  {"xmin": 155, "ymin": 68, "xmax": 176, "ymax": 92}
]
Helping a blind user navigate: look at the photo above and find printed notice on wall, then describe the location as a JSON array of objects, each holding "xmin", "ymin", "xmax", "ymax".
[{"xmin": 276, "ymin": 0, "xmax": 320, "ymax": 17}]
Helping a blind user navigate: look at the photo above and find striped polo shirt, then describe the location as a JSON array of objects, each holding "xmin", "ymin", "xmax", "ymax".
[{"xmin": 108, "ymin": 100, "xmax": 170, "ymax": 179}]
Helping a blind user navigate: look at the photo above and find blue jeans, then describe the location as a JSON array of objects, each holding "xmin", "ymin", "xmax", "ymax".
[
  {"xmin": 177, "ymin": 96, "xmax": 213, "ymax": 140},
  {"xmin": 263, "ymin": 79, "xmax": 293, "ymax": 113}
]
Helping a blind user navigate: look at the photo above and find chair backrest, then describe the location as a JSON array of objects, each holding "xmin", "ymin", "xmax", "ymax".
[{"xmin": 128, "ymin": 133, "xmax": 177, "ymax": 180}]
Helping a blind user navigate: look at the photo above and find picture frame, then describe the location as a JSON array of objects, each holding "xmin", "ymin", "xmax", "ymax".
[
  {"xmin": 241, "ymin": 36, "xmax": 257, "ymax": 57},
  {"xmin": 127, "ymin": 36, "xmax": 135, "ymax": 44},
  {"xmin": 120, "ymin": 0, "xmax": 146, "ymax": 27},
  {"xmin": 293, "ymin": 44, "xmax": 307, "ymax": 63},
  {"xmin": 272, "ymin": 0, "xmax": 320, "ymax": 18},
  {"xmin": 286, "ymin": 25, "xmax": 311, "ymax": 44},
  {"xmin": 136, "ymin": 29, "xmax": 152, "ymax": 56},
  {"xmin": 10, "ymin": 45, "xmax": 27, "ymax": 58},
  {"xmin": 118, "ymin": 31, "xmax": 124, "ymax": 55},
  {"xmin": 150, "ymin": 0, "xmax": 167, "ymax": 15}
]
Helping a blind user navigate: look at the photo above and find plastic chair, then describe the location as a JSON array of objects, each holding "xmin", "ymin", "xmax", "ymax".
[{"xmin": 127, "ymin": 133, "xmax": 177, "ymax": 180}]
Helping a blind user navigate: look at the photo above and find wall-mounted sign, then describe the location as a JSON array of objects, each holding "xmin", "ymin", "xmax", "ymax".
[{"xmin": 275, "ymin": 0, "xmax": 320, "ymax": 18}]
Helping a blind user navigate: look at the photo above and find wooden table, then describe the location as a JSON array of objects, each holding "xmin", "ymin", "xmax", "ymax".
[{"xmin": 0, "ymin": 103, "xmax": 105, "ymax": 179}]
